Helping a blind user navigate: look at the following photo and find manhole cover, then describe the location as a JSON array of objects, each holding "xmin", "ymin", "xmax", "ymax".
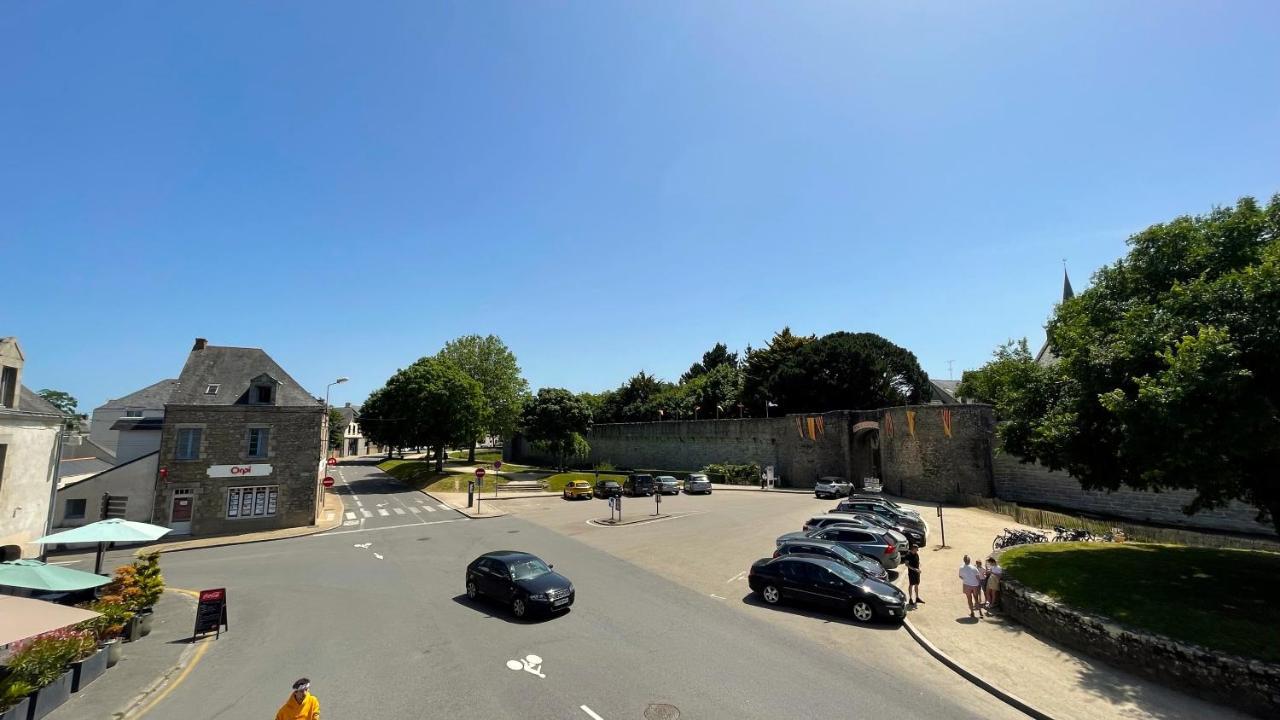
[{"xmin": 644, "ymin": 704, "xmax": 680, "ymax": 720}]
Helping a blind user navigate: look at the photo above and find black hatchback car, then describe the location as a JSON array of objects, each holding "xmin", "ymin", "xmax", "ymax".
[
  {"xmin": 593, "ymin": 480, "xmax": 622, "ymax": 498},
  {"xmin": 465, "ymin": 551, "xmax": 575, "ymax": 619},
  {"xmin": 623, "ymin": 473, "xmax": 655, "ymax": 497},
  {"xmin": 772, "ymin": 538, "xmax": 889, "ymax": 581},
  {"xmin": 748, "ymin": 555, "xmax": 906, "ymax": 623}
]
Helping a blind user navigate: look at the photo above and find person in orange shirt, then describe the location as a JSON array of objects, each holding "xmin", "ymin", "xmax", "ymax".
[{"xmin": 275, "ymin": 678, "xmax": 320, "ymax": 720}]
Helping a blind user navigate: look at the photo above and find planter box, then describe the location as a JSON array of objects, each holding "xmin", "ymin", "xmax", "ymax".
[
  {"xmin": 139, "ymin": 609, "xmax": 154, "ymax": 637},
  {"xmin": 104, "ymin": 638, "xmax": 123, "ymax": 667},
  {"xmin": 71, "ymin": 648, "xmax": 109, "ymax": 692},
  {"xmin": 124, "ymin": 615, "xmax": 142, "ymax": 643},
  {"xmin": 0, "ymin": 696, "xmax": 30, "ymax": 720},
  {"xmin": 29, "ymin": 670, "xmax": 72, "ymax": 720}
]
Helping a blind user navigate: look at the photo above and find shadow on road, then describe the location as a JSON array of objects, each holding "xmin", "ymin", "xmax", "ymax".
[
  {"xmin": 739, "ymin": 593, "xmax": 902, "ymax": 631},
  {"xmin": 450, "ymin": 594, "xmax": 566, "ymax": 625}
]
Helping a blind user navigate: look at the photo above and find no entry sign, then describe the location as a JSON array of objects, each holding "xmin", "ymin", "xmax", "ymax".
[
  {"xmin": 475, "ymin": 468, "xmax": 486, "ymax": 478},
  {"xmin": 494, "ymin": 461, "xmax": 503, "ymax": 470},
  {"xmin": 322, "ymin": 476, "xmax": 335, "ymax": 487}
]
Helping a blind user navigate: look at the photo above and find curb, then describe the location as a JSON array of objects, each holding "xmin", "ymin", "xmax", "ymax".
[
  {"xmin": 709, "ymin": 485, "xmax": 810, "ymax": 495},
  {"xmin": 420, "ymin": 490, "xmax": 509, "ymax": 519},
  {"xmin": 902, "ymin": 618, "xmax": 1055, "ymax": 720},
  {"xmin": 141, "ymin": 492, "xmax": 346, "ymax": 555}
]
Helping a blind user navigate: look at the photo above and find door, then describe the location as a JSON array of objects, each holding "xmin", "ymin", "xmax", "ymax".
[{"xmin": 169, "ymin": 490, "xmax": 195, "ymax": 534}]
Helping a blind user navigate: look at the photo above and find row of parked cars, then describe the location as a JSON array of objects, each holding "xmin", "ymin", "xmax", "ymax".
[
  {"xmin": 562, "ymin": 473, "xmax": 714, "ymax": 500},
  {"xmin": 747, "ymin": 494, "xmax": 927, "ymax": 623}
]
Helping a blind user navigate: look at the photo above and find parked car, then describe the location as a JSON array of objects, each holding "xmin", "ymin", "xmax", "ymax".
[
  {"xmin": 847, "ymin": 494, "xmax": 908, "ymax": 510},
  {"xmin": 593, "ymin": 480, "xmax": 622, "ymax": 498},
  {"xmin": 835, "ymin": 499, "xmax": 928, "ymax": 539},
  {"xmin": 465, "ymin": 551, "xmax": 575, "ymax": 618},
  {"xmin": 802, "ymin": 513, "xmax": 882, "ymax": 533},
  {"xmin": 829, "ymin": 506, "xmax": 920, "ymax": 546},
  {"xmin": 654, "ymin": 476, "xmax": 681, "ymax": 495},
  {"xmin": 623, "ymin": 473, "xmax": 655, "ymax": 497},
  {"xmin": 562, "ymin": 480, "xmax": 593, "ymax": 500},
  {"xmin": 683, "ymin": 473, "xmax": 712, "ymax": 494},
  {"xmin": 748, "ymin": 555, "xmax": 906, "ymax": 623},
  {"xmin": 777, "ymin": 525, "xmax": 901, "ymax": 568},
  {"xmin": 772, "ymin": 539, "xmax": 889, "ymax": 581},
  {"xmin": 814, "ymin": 477, "xmax": 852, "ymax": 499}
]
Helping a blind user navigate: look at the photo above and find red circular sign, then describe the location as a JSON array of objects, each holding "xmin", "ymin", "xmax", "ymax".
[
  {"xmin": 322, "ymin": 476, "xmax": 335, "ymax": 487},
  {"xmin": 475, "ymin": 468, "xmax": 486, "ymax": 478},
  {"xmin": 494, "ymin": 461, "xmax": 503, "ymax": 470},
  {"xmin": 327, "ymin": 457, "xmax": 337, "ymax": 466}
]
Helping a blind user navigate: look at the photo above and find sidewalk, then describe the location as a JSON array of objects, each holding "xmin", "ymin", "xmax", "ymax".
[
  {"xmin": 710, "ymin": 483, "xmax": 809, "ymax": 494},
  {"xmin": 891, "ymin": 500, "xmax": 1252, "ymax": 720},
  {"xmin": 145, "ymin": 489, "xmax": 345, "ymax": 554}
]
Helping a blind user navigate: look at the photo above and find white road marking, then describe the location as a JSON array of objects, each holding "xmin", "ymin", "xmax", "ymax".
[
  {"xmin": 710, "ymin": 594, "xmax": 727, "ymax": 600},
  {"xmin": 353, "ymin": 543, "xmax": 371, "ymax": 549},
  {"xmin": 505, "ymin": 654, "xmax": 545, "ymax": 679},
  {"xmin": 437, "ymin": 503, "xmax": 450, "ymax": 510},
  {"xmin": 343, "ymin": 520, "xmax": 358, "ymax": 526},
  {"xmin": 409, "ymin": 506, "xmax": 420, "ymax": 514},
  {"xmin": 356, "ymin": 499, "xmax": 363, "ymax": 507},
  {"xmin": 373, "ymin": 553, "xmax": 384, "ymax": 560},
  {"xmin": 378, "ymin": 509, "xmax": 390, "ymax": 517},
  {"xmin": 345, "ymin": 512, "xmax": 356, "ymax": 520},
  {"xmin": 726, "ymin": 571, "xmax": 747, "ymax": 583},
  {"xmin": 393, "ymin": 508, "xmax": 406, "ymax": 515},
  {"xmin": 324, "ymin": 519, "xmax": 463, "ymax": 535},
  {"xmin": 424, "ymin": 506, "xmax": 436, "ymax": 512},
  {"xmin": 581, "ymin": 706, "xmax": 604, "ymax": 720},
  {"xmin": 361, "ymin": 509, "xmax": 373, "ymax": 518}
]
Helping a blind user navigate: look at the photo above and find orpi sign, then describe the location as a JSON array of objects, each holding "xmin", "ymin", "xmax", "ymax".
[{"xmin": 207, "ymin": 464, "xmax": 272, "ymax": 478}]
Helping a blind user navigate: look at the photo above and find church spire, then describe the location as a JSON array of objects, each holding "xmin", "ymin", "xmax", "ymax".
[{"xmin": 1062, "ymin": 260, "xmax": 1074, "ymax": 301}]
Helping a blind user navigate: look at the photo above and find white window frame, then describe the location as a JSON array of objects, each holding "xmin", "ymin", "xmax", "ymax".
[
  {"xmin": 205, "ymin": 384, "xmax": 220, "ymax": 395},
  {"xmin": 246, "ymin": 427, "xmax": 270, "ymax": 459},
  {"xmin": 175, "ymin": 428, "xmax": 202, "ymax": 460},
  {"xmin": 226, "ymin": 485, "xmax": 278, "ymax": 519},
  {"xmin": 124, "ymin": 409, "xmax": 144, "ymax": 418}
]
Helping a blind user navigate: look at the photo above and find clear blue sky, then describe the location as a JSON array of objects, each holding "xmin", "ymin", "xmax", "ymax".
[{"xmin": 4, "ymin": 1, "xmax": 1278, "ymax": 412}]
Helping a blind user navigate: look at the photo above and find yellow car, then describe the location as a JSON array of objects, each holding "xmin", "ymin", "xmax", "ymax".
[{"xmin": 562, "ymin": 480, "xmax": 593, "ymax": 500}]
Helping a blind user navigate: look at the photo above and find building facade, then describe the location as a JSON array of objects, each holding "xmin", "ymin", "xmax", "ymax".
[
  {"xmin": 337, "ymin": 403, "xmax": 367, "ymax": 457},
  {"xmin": 88, "ymin": 378, "xmax": 177, "ymax": 461},
  {"xmin": 151, "ymin": 339, "xmax": 325, "ymax": 536},
  {"xmin": 0, "ymin": 338, "xmax": 66, "ymax": 559}
]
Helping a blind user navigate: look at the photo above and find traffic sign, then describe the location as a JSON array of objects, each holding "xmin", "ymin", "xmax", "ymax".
[
  {"xmin": 327, "ymin": 457, "xmax": 337, "ymax": 466},
  {"xmin": 494, "ymin": 461, "xmax": 503, "ymax": 470},
  {"xmin": 475, "ymin": 467, "xmax": 486, "ymax": 478},
  {"xmin": 322, "ymin": 476, "xmax": 335, "ymax": 488}
]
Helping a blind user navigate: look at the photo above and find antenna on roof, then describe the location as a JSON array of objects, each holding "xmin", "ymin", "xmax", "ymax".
[{"xmin": 947, "ymin": 360, "xmax": 954, "ymax": 379}]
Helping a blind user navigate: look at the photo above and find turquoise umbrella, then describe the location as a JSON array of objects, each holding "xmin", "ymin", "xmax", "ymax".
[
  {"xmin": 34, "ymin": 519, "xmax": 172, "ymax": 574},
  {"xmin": 0, "ymin": 559, "xmax": 113, "ymax": 592}
]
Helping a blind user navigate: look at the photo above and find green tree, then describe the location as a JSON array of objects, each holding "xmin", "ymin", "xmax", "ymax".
[
  {"xmin": 601, "ymin": 371, "xmax": 674, "ymax": 422},
  {"xmin": 327, "ymin": 408, "xmax": 346, "ymax": 452},
  {"xmin": 38, "ymin": 389, "xmax": 79, "ymax": 429},
  {"xmin": 741, "ymin": 327, "xmax": 814, "ymax": 415},
  {"xmin": 437, "ymin": 335, "xmax": 530, "ymax": 461},
  {"xmin": 365, "ymin": 358, "xmax": 486, "ymax": 470},
  {"xmin": 956, "ymin": 339, "xmax": 1055, "ymax": 457},
  {"xmin": 1005, "ymin": 195, "xmax": 1280, "ymax": 533},
  {"xmin": 680, "ymin": 342, "xmax": 739, "ymax": 383},
  {"xmin": 770, "ymin": 331, "xmax": 928, "ymax": 412},
  {"xmin": 358, "ymin": 387, "xmax": 407, "ymax": 459},
  {"xmin": 521, "ymin": 388, "xmax": 593, "ymax": 469}
]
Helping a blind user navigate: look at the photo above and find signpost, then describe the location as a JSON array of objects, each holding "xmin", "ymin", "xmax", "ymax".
[
  {"xmin": 937, "ymin": 504, "xmax": 948, "ymax": 549},
  {"xmin": 322, "ymin": 476, "xmax": 335, "ymax": 488},
  {"xmin": 653, "ymin": 488, "xmax": 661, "ymax": 516},
  {"xmin": 192, "ymin": 588, "xmax": 229, "ymax": 640},
  {"xmin": 475, "ymin": 468, "xmax": 486, "ymax": 514}
]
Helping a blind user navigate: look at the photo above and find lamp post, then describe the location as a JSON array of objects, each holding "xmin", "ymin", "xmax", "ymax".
[{"xmin": 324, "ymin": 377, "xmax": 349, "ymax": 452}]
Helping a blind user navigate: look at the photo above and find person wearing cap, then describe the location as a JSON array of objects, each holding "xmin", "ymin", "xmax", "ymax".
[{"xmin": 275, "ymin": 678, "xmax": 320, "ymax": 720}]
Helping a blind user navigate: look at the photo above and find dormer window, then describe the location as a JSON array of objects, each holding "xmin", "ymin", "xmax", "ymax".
[
  {"xmin": 205, "ymin": 384, "xmax": 220, "ymax": 395},
  {"xmin": 252, "ymin": 384, "xmax": 274, "ymax": 404}
]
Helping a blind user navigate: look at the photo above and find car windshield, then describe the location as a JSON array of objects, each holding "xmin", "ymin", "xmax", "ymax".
[
  {"xmin": 827, "ymin": 562, "xmax": 864, "ymax": 585},
  {"xmin": 827, "ymin": 544, "xmax": 869, "ymax": 572},
  {"xmin": 509, "ymin": 558, "xmax": 552, "ymax": 581}
]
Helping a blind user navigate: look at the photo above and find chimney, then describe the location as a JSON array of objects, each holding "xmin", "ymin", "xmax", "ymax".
[{"xmin": 193, "ymin": 338, "xmax": 208, "ymax": 351}]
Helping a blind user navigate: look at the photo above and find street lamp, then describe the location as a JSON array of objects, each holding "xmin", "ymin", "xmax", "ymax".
[{"xmin": 324, "ymin": 377, "xmax": 349, "ymax": 454}]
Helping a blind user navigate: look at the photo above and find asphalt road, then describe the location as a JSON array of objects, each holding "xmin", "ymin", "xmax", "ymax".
[{"xmin": 60, "ymin": 465, "xmax": 1028, "ymax": 720}]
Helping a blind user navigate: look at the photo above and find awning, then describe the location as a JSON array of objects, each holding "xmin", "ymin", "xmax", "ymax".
[
  {"xmin": 0, "ymin": 596, "xmax": 101, "ymax": 648},
  {"xmin": 0, "ymin": 560, "xmax": 113, "ymax": 592}
]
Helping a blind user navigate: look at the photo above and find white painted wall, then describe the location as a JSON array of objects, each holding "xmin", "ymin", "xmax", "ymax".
[
  {"xmin": 55, "ymin": 453, "xmax": 157, "ymax": 527},
  {"xmin": 89, "ymin": 406, "xmax": 163, "ymax": 457},
  {"xmin": 116, "ymin": 429, "xmax": 162, "ymax": 464},
  {"xmin": 0, "ymin": 416, "xmax": 61, "ymax": 558}
]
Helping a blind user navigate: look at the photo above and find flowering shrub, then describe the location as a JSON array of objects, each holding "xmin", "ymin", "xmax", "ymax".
[
  {"xmin": 0, "ymin": 674, "xmax": 35, "ymax": 712},
  {"xmin": 77, "ymin": 600, "xmax": 133, "ymax": 642},
  {"xmin": 133, "ymin": 552, "xmax": 165, "ymax": 610},
  {"xmin": 101, "ymin": 564, "xmax": 144, "ymax": 612},
  {"xmin": 5, "ymin": 629, "xmax": 94, "ymax": 689}
]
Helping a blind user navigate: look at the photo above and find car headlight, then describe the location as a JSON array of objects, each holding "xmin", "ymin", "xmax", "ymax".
[
  {"xmin": 529, "ymin": 593, "xmax": 548, "ymax": 601},
  {"xmin": 874, "ymin": 592, "xmax": 903, "ymax": 604}
]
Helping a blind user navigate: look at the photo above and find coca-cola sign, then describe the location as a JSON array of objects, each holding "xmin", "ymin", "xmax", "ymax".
[{"xmin": 207, "ymin": 464, "xmax": 273, "ymax": 478}]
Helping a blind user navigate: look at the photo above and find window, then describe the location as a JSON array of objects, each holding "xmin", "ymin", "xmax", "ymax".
[
  {"xmin": 226, "ymin": 485, "xmax": 278, "ymax": 519},
  {"xmin": 0, "ymin": 367, "xmax": 15, "ymax": 408},
  {"xmin": 205, "ymin": 384, "xmax": 220, "ymax": 395},
  {"xmin": 246, "ymin": 428, "xmax": 270, "ymax": 459},
  {"xmin": 124, "ymin": 409, "xmax": 143, "ymax": 418},
  {"xmin": 176, "ymin": 428, "xmax": 202, "ymax": 459},
  {"xmin": 253, "ymin": 385, "xmax": 273, "ymax": 404},
  {"xmin": 65, "ymin": 498, "xmax": 87, "ymax": 519}
]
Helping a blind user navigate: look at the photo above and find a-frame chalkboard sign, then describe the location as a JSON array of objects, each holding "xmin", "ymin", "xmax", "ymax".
[{"xmin": 192, "ymin": 587, "xmax": 229, "ymax": 640}]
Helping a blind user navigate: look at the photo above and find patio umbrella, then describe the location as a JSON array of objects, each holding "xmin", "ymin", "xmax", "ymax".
[
  {"xmin": 34, "ymin": 519, "xmax": 173, "ymax": 574},
  {"xmin": 0, "ymin": 596, "xmax": 101, "ymax": 648},
  {"xmin": 0, "ymin": 560, "xmax": 113, "ymax": 592}
]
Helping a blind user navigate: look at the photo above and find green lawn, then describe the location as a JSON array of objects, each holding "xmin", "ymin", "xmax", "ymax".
[
  {"xmin": 1001, "ymin": 543, "xmax": 1280, "ymax": 662},
  {"xmin": 377, "ymin": 459, "xmax": 451, "ymax": 490}
]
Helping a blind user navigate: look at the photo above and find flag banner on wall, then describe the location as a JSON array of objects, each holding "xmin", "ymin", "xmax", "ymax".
[
  {"xmin": 794, "ymin": 416, "xmax": 827, "ymax": 441},
  {"xmin": 795, "ymin": 417, "xmax": 805, "ymax": 439},
  {"xmin": 906, "ymin": 411, "xmax": 916, "ymax": 439},
  {"xmin": 806, "ymin": 417, "xmax": 817, "ymax": 440},
  {"xmin": 883, "ymin": 414, "xmax": 894, "ymax": 437},
  {"xmin": 815, "ymin": 416, "xmax": 825, "ymax": 437},
  {"xmin": 942, "ymin": 409, "xmax": 953, "ymax": 438}
]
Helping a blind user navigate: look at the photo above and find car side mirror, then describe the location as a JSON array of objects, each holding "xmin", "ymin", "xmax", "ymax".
[{"xmin": 548, "ymin": 564, "xmax": 554, "ymax": 570}]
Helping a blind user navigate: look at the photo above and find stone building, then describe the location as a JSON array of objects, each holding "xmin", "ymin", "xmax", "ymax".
[
  {"xmin": 151, "ymin": 339, "xmax": 325, "ymax": 536},
  {"xmin": 0, "ymin": 337, "xmax": 66, "ymax": 559},
  {"xmin": 337, "ymin": 403, "xmax": 367, "ymax": 457}
]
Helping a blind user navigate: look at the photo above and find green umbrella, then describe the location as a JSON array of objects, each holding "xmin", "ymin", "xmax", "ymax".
[
  {"xmin": 0, "ymin": 559, "xmax": 112, "ymax": 592},
  {"xmin": 34, "ymin": 519, "xmax": 173, "ymax": 574}
]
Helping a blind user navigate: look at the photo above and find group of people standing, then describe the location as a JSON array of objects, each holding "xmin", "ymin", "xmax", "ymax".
[{"xmin": 958, "ymin": 555, "xmax": 1001, "ymax": 618}]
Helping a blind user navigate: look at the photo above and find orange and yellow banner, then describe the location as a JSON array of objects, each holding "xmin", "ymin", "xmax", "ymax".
[
  {"xmin": 942, "ymin": 409, "xmax": 953, "ymax": 438},
  {"xmin": 883, "ymin": 414, "xmax": 894, "ymax": 437},
  {"xmin": 906, "ymin": 411, "xmax": 916, "ymax": 439}
]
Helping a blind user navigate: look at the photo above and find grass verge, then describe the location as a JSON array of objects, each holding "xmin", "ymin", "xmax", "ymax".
[
  {"xmin": 377, "ymin": 459, "xmax": 450, "ymax": 491},
  {"xmin": 1000, "ymin": 542, "xmax": 1280, "ymax": 662}
]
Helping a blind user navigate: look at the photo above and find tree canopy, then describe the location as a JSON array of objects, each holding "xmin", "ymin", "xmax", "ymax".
[
  {"xmin": 361, "ymin": 357, "xmax": 485, "ymax": 470},
  {"xmin": 520, "ymin": 388, "xmax": 592, "ymax": 469},
  {"xmin": 741, "ymin": 328, "xmax": 814, "ymax": 414},
  {"xmin": 962, "ymin": 195, "xmax": 1280, "ymax": 533},
  {"xmin": 436, "ymin": 334, "xmax": 529, "ymax": 460},
  {"xmin": 769, "ymin": 332, "xmax": 929, "ymax": 412}
]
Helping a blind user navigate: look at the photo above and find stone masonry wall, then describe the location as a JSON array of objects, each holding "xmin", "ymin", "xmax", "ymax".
[
  {"xmin": 1001, "ymin": 577, "xmax": 1280, "ymax": 717},
  {"xmin": 993, "ymin": 455, "xmax": 1276, "ymax": 536},
  {"xmin": 879, "ymin": 404, "xmax": 995, "ymax": 502},
  {"xmin": 153, "ymin": 405, "xmax": 324, "ymax": 536}
]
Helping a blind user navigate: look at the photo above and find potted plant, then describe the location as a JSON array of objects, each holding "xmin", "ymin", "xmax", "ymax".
[
  {"xmin": 101, "ymin": 565, "xmax": 145, "ymax": 642},
  {"xmin": 132, "ymin": 552, "xmax": 165, "ymax": 636},
  {"xmin": 79, "ymin": 599, "xmax": 132, "ymax": 666},
  {"xmin": 0, "ymin": 675, "xmax": 34, "ymax": 720},
  {"xmin": 5, "ymin": 631, "xmax": 80, "ymax": 720},
  {"xmin": 65, "ymin": 629, "xmax": 105, "ymax": 692}
]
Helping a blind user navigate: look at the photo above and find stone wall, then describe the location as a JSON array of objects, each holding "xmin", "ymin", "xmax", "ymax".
[
  {"xmin": 0, "ymin": 415, "xmax": 62, "ymax": 558},
  {"xmin": 879, "ymin": 404, "xmax": 995, "ymax": 502},
  {"xmin": 1001, "ymin": 576, "xmax": 1280, "ymax": 717},
  {"xmin": 993, "ymin": 455, "xmax": 1276, "ymax": 536},
  {"xmin": 153, "ymin": 405, "xmax": 324, "ymax": 536}
]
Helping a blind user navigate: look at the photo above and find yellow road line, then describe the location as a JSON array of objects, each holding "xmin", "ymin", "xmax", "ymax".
[{"xmin": 132, "ymin": 638, "xmax": 212, "ymax": 718}]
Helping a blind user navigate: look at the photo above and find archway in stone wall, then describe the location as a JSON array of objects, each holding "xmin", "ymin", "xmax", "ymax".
[{"xmin": 850, "ymin": 421, "xmax": 881, "ymax": 489}]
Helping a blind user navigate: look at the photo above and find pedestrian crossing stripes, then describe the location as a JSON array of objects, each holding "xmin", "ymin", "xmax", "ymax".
[
  {"xmin": 378, "ymin": 509, "xmax": 390, "ymax": 516},
  {"xmin": 437, "ymin": 504, "xmax": 450, "ymax": 510},
  {"xmin": 345, "ymin": 512, "xmax": 356, "ymax": 520},
  {"xmin": 424, "ymin": 506, "xmax": 435, "ymax": 512},
  {"xmin": 361, "ymin": 509, "xmax": 373, "ymax": 518},
  {"xmin": 408, "ymin": 506, "xmax": 420, "ymax": 514},
  {"xmin": 393, "ymin": 508, "xmax": 406, "ymax": 515}
]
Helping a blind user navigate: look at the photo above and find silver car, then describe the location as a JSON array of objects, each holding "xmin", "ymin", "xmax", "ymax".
[
  {"xmin": 814, "ymin": 477, "xmax": 852, "ymax": 499},
  {"xmin": 655, "ymin": 476, "xmax": 680, "ymax": 495},
  {"xmin": 683, "ymin": 473, "xmax": 712, "ymax": 494},
  {"xmin": 777, "ymin": 525, "xmax": 901, "ymax": 569}
]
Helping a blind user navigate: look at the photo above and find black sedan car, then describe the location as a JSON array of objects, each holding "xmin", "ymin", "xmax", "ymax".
[
  {"xmin": 593, "ymin": 480, "xmax": 622, "ymax": 498},
  {"xmin": 772, "ymin": 538, "xmax": 889, "ymax": 581},
  {"xmin": 465, "ymin": 551, "xmax": 575, "ymax": 619},
  {"xmin": 748, "ymin": 555, "xmax": 906, "ymax": 623}
]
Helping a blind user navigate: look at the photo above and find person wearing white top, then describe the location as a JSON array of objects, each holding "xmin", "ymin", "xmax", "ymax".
[
  {"xmin": 958, "ymin": 555, "xmax": 984, "ymax": 618},
  {"xmin": 985, "ymin": 557, "xmax": 1003, "ymax": 610}
]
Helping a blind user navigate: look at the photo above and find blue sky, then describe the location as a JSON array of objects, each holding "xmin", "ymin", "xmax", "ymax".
[{"xmin": 3, "ymin": 1, "xmax": 1278, "ymax": 412}]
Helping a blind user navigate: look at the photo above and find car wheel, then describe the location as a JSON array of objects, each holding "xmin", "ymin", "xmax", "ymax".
[
  {"xmin": 512, "ymin": 597, "xmax": 527, "ymax": 618},
  {"xmin": 760, "ymin": 585, "xmax": 781, "ymax": 605},
  {"xmin": 466, "ymin": 580, "xmax": 478, "ymax": 600},
  {"xmin": 850, "ymin": 600, "xmax": 875, "ymax": 623}
]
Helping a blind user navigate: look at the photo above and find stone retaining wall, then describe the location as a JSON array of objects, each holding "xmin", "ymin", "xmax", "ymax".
[{"xmin": 1000, "ymin": 577, "xmax": 1280, "ymax": 718}]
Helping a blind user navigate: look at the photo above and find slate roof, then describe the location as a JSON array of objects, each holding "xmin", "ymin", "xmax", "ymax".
[
  {"xmin": 929, "ymin": 379, "xmax": 961, "ymax": 404},
  {"xmin": 101, "ymin": 378, "xmax": 179, "ymax": 409},
  {"xmin": 168, "ymin": 344, "xmax": 320, "ymax": 407},
  {"xmin": 109, "ymin": 416, "xmax": 165, "ymax": 431},
  {"xmin": 58, "ymin": 457, "xmax": 113, "ymax": 480},
  {"xmin": 338, "ymin": 405, "xmax": 360, "ymax": 424},
  {"xmin": 11, "ymin": 386, "xmax": 66, "ymax": 417}
]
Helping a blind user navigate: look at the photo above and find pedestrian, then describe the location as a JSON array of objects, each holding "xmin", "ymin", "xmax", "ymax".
[
  {"xmin": 276, "ymin": 678, "xmax": 320, "ymax": 720},
  {"xmin": 975, "ymin": 558, "xmax": 988, "ymax": 602},
  {"xmin": 958, "ymin": 555, "xmax": 983, "ymax": 618},
  {"xmin": 985, "ymin": 556, "xmax": 1002, "ymax": 610},
  {"xmin": 904, "ymin": 544, "xmax": 923, "ymax": 605}
]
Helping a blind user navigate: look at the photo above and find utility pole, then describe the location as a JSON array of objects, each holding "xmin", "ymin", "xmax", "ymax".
[{"xmin": 947, "ymin": 360, "xmax": 954, "ymax": 379}]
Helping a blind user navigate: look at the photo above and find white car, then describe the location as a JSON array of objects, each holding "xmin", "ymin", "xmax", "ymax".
[
  {"xmin": 683, "ymin": 473, "xmax": 712, "ymax": 494},
  {"xmin": 814, "ymin": 477, "xmax": 852, "ymax": 499}
]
